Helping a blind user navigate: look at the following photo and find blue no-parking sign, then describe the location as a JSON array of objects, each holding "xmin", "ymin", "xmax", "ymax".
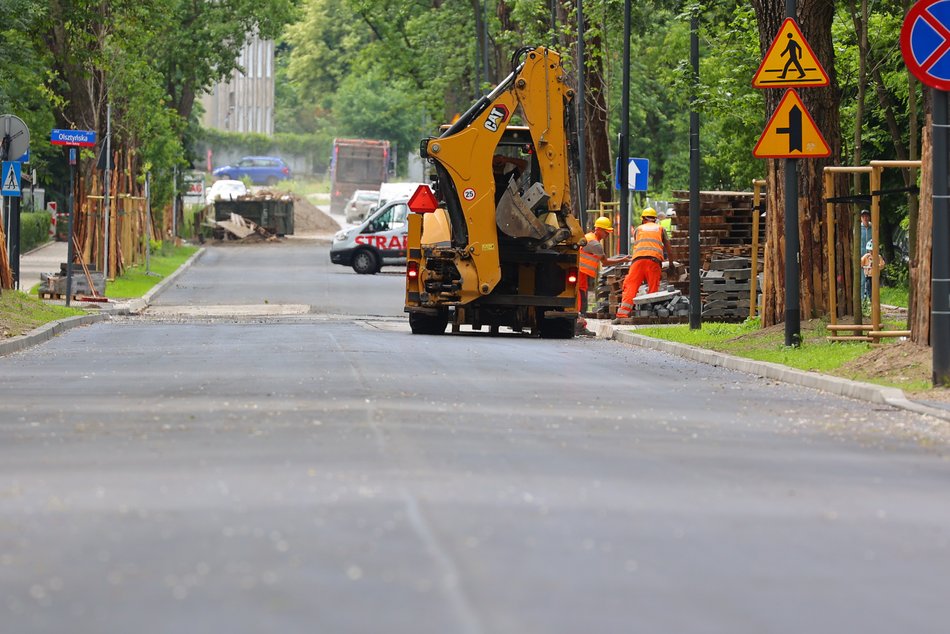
[{"xmin": 901, "ymin": 0, "xmax": 950, "ymax": 90}]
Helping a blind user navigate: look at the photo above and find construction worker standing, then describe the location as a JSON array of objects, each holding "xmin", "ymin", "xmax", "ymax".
[
  {"xmin": 578, "ymin": 216, "xmax": 631, "ymax": 312},
  {"xmin": 615, "ymin": 208, "xmax": 670, "ymax": 319}
]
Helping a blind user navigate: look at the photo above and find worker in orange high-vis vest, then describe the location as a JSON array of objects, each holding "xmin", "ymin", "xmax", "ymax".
[
  {"xmin": 577, "ymin": 216, "xmax": 632, "ymax": 315},
  {"xmin": 615, "ymin": 208, "xmax": 670, "ymax": 319}
]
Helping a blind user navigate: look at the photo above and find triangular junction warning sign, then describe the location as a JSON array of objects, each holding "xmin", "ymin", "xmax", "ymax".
[
  {"xmin": 753, "ymin": 89, "xmax": 831, "ymax": 159},
  {"xmin": 752, "ymin": 18, "xmax": 830, "ymax": 88}
]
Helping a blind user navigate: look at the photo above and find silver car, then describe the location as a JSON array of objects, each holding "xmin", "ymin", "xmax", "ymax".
[{"xmin": 344, "ymin": 189, "xmax": 380, "ymax": 224}]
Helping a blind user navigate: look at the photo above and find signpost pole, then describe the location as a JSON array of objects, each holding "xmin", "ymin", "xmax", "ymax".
[
  {"xmin": 933, "ymin": 88, "xmax": 949, "ymax": 385},
  {"xmin": 172, "ymin": 165, "xmax": 178, "ymax": 242},
  {"xmin": 784, "ymin": 0, "xmax": 801, "ymax": 347},
  {"xmin": 65, "ymin": 148, "xmax": 76, "ymax": 307},
  {"xmin": 8, "ymin": 188, "xmax": 19, "ymax": 289},
  {"xmin": 576, "ymin": 0, "xmax": 587, "ymax": 228},
  {"xmin": 145, "ymin": 173, "xmax": 153, "ymax": 275},
  {"xmin": 689, "ymin": 9, "xmax": 701, "ymax": 330},
  {"xmin": 784, "ymin": 157, "xmax": 800, "ymax": 346},
  {"xmin": 618, "ymin": 0, "xmax": 631, "ymax": 253},
  {"xmin": 103, "ymin": 102, "xmax": 111, "ymax": 279},
  {"xmin": 1, "ymin": 132, "xmax": 7, "ymax": 294}
]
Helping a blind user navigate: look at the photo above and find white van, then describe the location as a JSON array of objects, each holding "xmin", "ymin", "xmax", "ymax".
[{"xmin": 330, "ymin": 198, "xmax": 410, "ymax": 274}]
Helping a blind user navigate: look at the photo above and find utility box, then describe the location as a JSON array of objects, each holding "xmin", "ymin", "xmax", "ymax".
[{"xmin": 213, "ymin": 196, "xmax": 294, "ymax": 235}]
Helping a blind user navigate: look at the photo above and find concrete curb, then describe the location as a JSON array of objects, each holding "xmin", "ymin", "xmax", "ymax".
[
  {"xmin": 103, "ymin": 247, "xmax": 206, "ymax": 316},
  {"xmin": 0, "ymin": 313, "xmax": 110, "ymax": 358},
  {"xmin": 605, "ymin": 326, "xmax": 950, "ymax": 423}
]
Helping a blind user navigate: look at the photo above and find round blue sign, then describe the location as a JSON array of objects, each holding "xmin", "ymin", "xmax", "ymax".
[{"xmin": 902, "ymin": 0, "xmax": 950, "ymax": 90}]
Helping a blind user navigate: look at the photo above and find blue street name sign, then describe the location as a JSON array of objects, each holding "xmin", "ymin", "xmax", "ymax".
[
  {"xmin": 2, "ymin": 161, "xmax": 22, "ymax": 196},
  {"xmin": 50, "ymin": 128, "xmax": 96, "ymax": 147},
  {"xmin": 614, "ymin": 157, "xmax": 650, "ymax": 191}
]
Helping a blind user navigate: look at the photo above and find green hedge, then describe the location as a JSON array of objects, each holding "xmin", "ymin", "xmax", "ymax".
[{"xmin": 20, "ymin": 212, "xmax": 51, "ymax": 253}]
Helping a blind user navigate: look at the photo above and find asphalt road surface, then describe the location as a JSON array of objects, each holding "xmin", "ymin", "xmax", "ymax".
[{"xmin": 1, "ymin": 242, "xmax": 949, "ymax": 633}]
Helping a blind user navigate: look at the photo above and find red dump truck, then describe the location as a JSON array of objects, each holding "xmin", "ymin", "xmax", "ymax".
[{"xmin": 329, "ymin": 138, "xmax": 391, "ymax": 215}]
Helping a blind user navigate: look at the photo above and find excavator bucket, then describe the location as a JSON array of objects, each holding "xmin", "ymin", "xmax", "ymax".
[{"xmin": 495, "ymin": 178, "xmax": 556, "ymax": 240}]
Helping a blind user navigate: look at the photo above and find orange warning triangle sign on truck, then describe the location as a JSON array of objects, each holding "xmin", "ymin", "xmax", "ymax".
[
  {"xmin": 752, "ymin": 18, "xmax": 829, "ymax": 88},
  {"xmin": 754, "ymin": 89, "xmax": 831, "ymax": 159}
]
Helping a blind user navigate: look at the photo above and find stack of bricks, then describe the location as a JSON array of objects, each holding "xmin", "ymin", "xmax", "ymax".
[
  {"xmin": 668, "ymin": 190, "xmax": 764, "ymax": 270},
  {"xmin": 589, "ymin": 262, "xmax": 631, "ymax": 318},
  {"xmin": 700, "ymin": 255, "xmax": 762, "ymax": 320},
  {"xmin": 588, "ymin": 262, "xmax": 690, "ymax": 322}
]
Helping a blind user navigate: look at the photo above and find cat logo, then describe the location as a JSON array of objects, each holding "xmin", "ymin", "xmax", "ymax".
[{"xmin": 484, "ymin": 105, "xmax": 509, "ymax": 132}]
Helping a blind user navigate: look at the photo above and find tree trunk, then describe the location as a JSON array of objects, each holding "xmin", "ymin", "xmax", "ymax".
[
  {"xmin": 584, "ymin": 42, "xmax": 612, "ymax": 210},
  {"xmin": 752, "ymin": 0, "xmax": 844, "ymax": 326},
  {"xmin": 911, "ymin": 97, "xmax": 933, "ymax": 344},
  {"xmin": 907, "ymin": 0, "xmax": 921, "ymax": 329}
]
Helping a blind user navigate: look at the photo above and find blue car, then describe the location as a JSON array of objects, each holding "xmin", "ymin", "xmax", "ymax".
[{"xmin": 212, "ymin": 156, "xmax": 292, "ymax": 186}]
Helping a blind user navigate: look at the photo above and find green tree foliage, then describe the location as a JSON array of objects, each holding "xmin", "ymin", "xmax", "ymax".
[
  {"xmin": 4, "ymin": 0, "xmax": 296, "ymax": 207},
  {"xmin": 151, "ymin": 0, "xmax": 297, "ymax": 121},
  {"xmin": 282, "ymin": 0, "xmax": 485, "ymax": 166},
  {"xmin": 0, "ymin": 1, "xmax": 60, "ymax": 169}
]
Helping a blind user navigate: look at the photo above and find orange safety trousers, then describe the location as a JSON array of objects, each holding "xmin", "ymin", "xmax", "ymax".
[
  {"xmin": 576, "ymin": 273, "xmax": 593, "ymax": 312},
  {"xmin": 616, "ymin": 259, "xmax": 661, "ymax": 318}
]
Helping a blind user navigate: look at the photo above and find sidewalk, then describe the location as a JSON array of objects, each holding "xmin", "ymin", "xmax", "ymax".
[{"xmin": 18, "ymin": 240, "xmax": 68, "ymax": 293}]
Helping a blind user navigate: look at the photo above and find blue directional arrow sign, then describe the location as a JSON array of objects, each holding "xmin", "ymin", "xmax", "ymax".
[
  {"xmin": 614, "ymin": 157, "xmax": 650, "ymax": 191},
  {"xmin": 2, "ymin": 161, "xmax": 22, "ymax": 197},
  {"xmin": 901, "ymin": 0, "xmax": 950, "ymax": 90}
]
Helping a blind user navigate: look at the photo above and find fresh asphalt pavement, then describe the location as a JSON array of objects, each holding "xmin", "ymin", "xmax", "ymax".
[{"xmin": 1, "ymin": 241, "xmax": 949, "ymax": 634}]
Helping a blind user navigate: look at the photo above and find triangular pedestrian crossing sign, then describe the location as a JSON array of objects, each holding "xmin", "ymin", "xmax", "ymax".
[
  {"xmin": 752, "ymin": 18, "xmax": 830, "ymax": 88},
  {"xmin": 2, "ymin": 163, "xmax": 20, "ymax": 193},
  {"xmin": 753, "ymin": 89, "xmax": 831, "ymax": 159}
]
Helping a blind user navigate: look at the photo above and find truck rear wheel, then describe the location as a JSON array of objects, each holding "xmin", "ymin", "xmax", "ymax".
[
  {"xmin": 538, "ymin": 316, "xmax": 575, "ymax": 339},
  {"xmin": 409, "ymin": 311, "xmax": 449, "ymax": 335}
]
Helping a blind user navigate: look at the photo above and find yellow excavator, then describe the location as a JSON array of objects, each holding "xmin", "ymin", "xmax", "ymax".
[{"xmin": 404, "ymin": 46, "xmax": 585, "ymax": 338}]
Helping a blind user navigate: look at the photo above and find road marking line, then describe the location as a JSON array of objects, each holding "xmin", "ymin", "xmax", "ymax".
[{"xmin": 401, "ymin": 488, "xmax": 484, "ymax": 634}]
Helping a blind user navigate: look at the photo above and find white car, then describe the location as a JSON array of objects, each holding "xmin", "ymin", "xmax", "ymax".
[{"xmin": 206, "ymin": 179, "xmax": 248, "ymax": 204}]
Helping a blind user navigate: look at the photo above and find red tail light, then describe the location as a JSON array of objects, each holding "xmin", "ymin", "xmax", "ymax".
[
  {"xmin": 407, "ymin": 262, "xmax": 419, "ymax": 279},
  {"xmin": 567, "ymin": 267, "xmax": 578, "ymax": 284},
  {"xmin": 282, "ymin": 167, "xmax": 290, "ymax": 175}
]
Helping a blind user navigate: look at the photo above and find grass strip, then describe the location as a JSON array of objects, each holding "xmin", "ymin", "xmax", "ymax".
[
  {"xmin": 106, "ymin": 245, "xmax": 198, "ymax": 299},
  {"xmin": 634, "ymin": 319, "xmax": 891, "ymax": 375},
  {"xmin": 0, "ymin": 290, "xmax": 85, "ymax": 338}
]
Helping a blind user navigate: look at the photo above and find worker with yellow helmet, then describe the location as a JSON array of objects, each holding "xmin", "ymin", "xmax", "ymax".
[
  {"xmin": 576, "ymin": 216, "xmax": 632, "ymax": 334},
  {"xmin": 616, "ymin": 207, "xmax": 670, "ymax": 319}
]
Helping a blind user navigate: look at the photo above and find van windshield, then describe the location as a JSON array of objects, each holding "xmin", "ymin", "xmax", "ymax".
[{"xmin": 365, "ymin": 204, "xmax": 408, "ymax": 233}]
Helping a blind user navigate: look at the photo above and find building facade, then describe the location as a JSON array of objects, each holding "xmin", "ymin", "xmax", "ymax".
[{"xmin": 201, "ymin": 34, "xmax": 275, "ymax": 135}]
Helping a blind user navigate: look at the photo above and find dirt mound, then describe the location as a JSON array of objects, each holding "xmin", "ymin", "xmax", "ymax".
[
  {"xmin": 839, "ymin": 339, "xmax": 932, "ymax": 384},
  {"xmin": 290, "ymin": 194, "xmax": 339, "ymax": 234}
]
